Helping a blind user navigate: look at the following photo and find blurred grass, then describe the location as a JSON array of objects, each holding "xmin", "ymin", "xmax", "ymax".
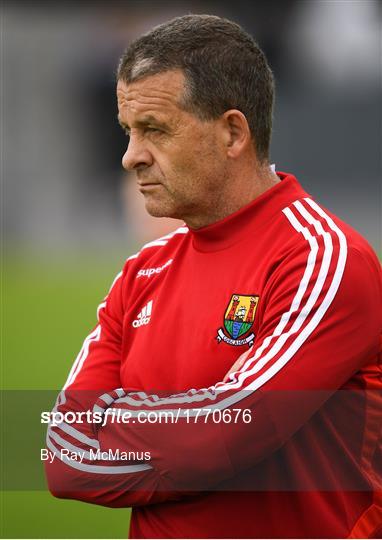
[
  {"xmin": 1, "ymin": 253, "xmax": 133, "ymax": 538},
  {"xmin": 2, "ymin": 492, "xmax": 130, "ymax": 539}
]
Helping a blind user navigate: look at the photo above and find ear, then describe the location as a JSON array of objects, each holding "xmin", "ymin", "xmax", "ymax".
[{"xmin": 221, "ymin": 109, "xmax": 251, "ymax": 158}]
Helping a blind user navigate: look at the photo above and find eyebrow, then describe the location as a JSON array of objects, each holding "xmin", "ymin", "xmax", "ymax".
[{"xmin": 117, "ymin": 115, "xmax": 168, "ymax": 131}]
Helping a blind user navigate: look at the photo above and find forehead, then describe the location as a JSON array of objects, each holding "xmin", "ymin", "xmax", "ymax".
[{"xmin": 117, "ymin": 70, "xmax": 186, "ymax": 120}]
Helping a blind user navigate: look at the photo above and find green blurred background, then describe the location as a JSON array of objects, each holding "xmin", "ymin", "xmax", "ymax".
[{"xmin": 2, "ymin": 255, "xmax": 133, "ymax": 538}]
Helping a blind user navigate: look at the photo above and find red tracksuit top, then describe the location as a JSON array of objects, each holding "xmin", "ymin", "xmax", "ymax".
[{"xmin": 45, "ymin": 172, "xmax": 382, "ymax": 538}]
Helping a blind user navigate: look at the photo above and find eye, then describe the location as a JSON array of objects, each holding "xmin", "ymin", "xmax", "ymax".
[{"xmin": 144, "ymin": 126, "xmax": 162, "ymax": 134}]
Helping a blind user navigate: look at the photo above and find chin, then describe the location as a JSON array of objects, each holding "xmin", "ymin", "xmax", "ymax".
[{"xmin": 144, "ymin": 201, "xmax": 177, "ymax": 219}]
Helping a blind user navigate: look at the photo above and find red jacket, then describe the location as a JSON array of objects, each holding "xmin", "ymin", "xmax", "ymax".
[{"xmin": 44, "ymin": 172, "xmax": 382, "ymax": 538}]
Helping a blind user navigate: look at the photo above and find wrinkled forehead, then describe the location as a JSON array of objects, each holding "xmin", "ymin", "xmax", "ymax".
[{"xmin": 116, "ymin": 70, "xmax": 186, "ymax": 118}]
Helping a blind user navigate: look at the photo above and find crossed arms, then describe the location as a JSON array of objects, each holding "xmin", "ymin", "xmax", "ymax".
[{"xmin": 44, "ymin": 205, "xmax": 382, "ymax": 507}]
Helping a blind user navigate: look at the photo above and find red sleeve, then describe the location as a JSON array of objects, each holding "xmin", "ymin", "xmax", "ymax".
[
  {"xmin": 44, "ymin": 261, "xmax": 178, "ymax": 507},
  {"xmin": 94, "ymin": 199, "xmax": 382, "ymax": 491}
]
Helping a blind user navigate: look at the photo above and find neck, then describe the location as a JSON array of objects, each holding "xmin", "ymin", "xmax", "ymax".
[{"xmin": 185, "ymin": 163, "xmax": 281, "ymax": 229}]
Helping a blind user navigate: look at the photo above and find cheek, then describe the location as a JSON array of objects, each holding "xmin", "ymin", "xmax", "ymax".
[
  {"xmin": 155, "ymin": 129, "xmax": 224, "ymax": 195},
  {"xmin": 186, "ymin": 138, "xmax": 224, "ymax": 184},
  {"xmin": 172, "ymin": 134, "xmax": 219, "ymax": 173}
]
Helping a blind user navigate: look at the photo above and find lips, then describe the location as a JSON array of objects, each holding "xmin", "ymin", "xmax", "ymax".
[
  {"xmin": 137, "ymin": 179, "xmax": 162, "ymax": 187},
  {"xmin": 138, "ymin": 182, "xmax": 161, "ymax": 186},
  {"xmin": 137, "ymin": 181, "xmax": 163, "ymax": 193}
]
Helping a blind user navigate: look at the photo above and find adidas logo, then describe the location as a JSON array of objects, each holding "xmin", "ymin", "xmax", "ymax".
[{"xmin": 132, "ymin": 300, "xmax": 153, "ymax": 328}]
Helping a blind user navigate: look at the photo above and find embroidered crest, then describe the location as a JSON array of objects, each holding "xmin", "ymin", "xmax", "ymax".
[{"xmin": 216, "ymin": 294, "xmax": 259, "ymax": 347}]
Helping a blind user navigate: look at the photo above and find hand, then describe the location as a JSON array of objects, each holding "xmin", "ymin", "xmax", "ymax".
[{"xmin": 223, "ymin": 346, "xmax": 254, "ymax": 383}]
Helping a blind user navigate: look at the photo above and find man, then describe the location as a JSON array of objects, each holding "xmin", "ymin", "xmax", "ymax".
[{"xmin": 44, "ymin": 14, "xmax": 382, "ymax": 538}]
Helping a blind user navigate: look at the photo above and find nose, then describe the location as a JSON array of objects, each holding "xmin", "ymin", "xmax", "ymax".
[{"xmin": 122, "ymin": 133, "xmax": 153, "ymax": 171}]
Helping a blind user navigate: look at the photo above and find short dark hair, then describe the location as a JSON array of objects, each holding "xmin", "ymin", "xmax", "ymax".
[{"xmin": 117, "ymin": 14, "xmax": 275, "ymax": 163}]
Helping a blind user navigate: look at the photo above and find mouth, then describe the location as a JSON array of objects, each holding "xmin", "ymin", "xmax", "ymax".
[
  {"xmin": 137, "ymin": 180, "xmax": 162, "ymax": 192},
  {"xmin": 138, "ymin": 181, "xmax": 161, "ymax": 186}
]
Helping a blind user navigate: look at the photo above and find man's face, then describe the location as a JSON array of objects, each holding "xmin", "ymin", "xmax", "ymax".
[{"xmin": 117, "ymin": 70, "xmax": 228, "ymax": 224}]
